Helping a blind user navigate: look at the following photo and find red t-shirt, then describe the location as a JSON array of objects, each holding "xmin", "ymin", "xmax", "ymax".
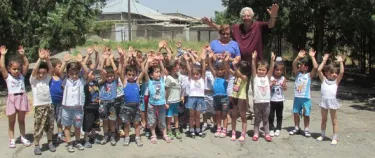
[{"xmin": 231, "ymin": 22, "xmax": 270, "ymax": 62}]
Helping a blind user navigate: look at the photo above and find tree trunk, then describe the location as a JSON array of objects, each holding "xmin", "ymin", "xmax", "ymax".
[{"xmin": 315, "ymin": 7, "xmax": 326, "ymax": 62}]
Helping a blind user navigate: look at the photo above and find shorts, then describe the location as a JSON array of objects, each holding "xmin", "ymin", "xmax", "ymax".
[
  {"xmin": 52, "ymin": 103, "xmax": 62, "ymax": 123},
  {"xmin": 147, "ymin": 104, "xmax": 166, "ymax": 129},
  {"xmin": 185, "ymin": 97, "xmax": 206, "ymax": 113},
  {"xmin": 119, "ymin": 103, "xmax": 141, "ymax": 123},
  {"xmin": 213, "ymin": 95, "xmax": 229, "ymax": 112},
  {"xmin": 204, "ymin": 95, "xmax": 215, "ymax": 114},
  {"xmin": 140, "ymin": 96, "xmax": 146, "ymax": 112},
  {"xmin": 293, "ymin": 98, "xmax": 312, "ymax": 116},
  {"xmin": 82, "ymin": 104, "xmax": 100, "ymax": 133},
  {"xmin": 167, "ymin": 102, "xmax": 180, "ymax": 117},
  {"xmin": 99, "ymin": 100, "xmax": 117, "ymax": 121},
  {"xmin": 61, "ymin": 106, "xmax": 83, "ymax": 128},
  {"xmin": 34, "ymin": 104, "xmax": 54, "ymax": 140},
  {"xmin": 6, "ymin": 93, "xmax": 29, "ymax": 115}
]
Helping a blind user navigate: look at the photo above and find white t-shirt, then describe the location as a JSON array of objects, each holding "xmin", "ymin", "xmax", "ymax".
[
  {"xmin": 62, "ymin": 78, "xmax": 85, "ymax": 107},
  {"xmin": 6, "ymin": 74, "xmax": 26, "ymax": 94},
  {"xmin": 270, "ymin": 76, "xmax": 285, "ymax": 102},
  {"xmin": 30, "ymin": 75, "xmax": 52, "ymax": 106},
  {"xmin": 189, "ymin": 78, "xmax": 205, "ymax": 97},
  {"xmin": 253, "ymin": 75, "xmax": 271, "ymax": 103}
]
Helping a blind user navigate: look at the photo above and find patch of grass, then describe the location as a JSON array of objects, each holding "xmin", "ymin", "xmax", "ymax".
[{"xmin": 83, "ymin": 39, "xmax": 207, "ymax": 52}]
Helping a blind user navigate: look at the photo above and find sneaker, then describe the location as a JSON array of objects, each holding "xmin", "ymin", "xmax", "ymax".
[
  {"xmin": 67, "ymin": 145, "xmax": 75, "ymax": 153},
  {"xmin": 101, "ymin": 135, "xmax": 109, "ymax": 145},
  {"xmin": 34, "ymin": 146, "xmax": 42, "ymax": 155},
  {"xmin": 289, "ymin": 128, "xmax": 300, "ymax": 135},
  {"xmin": 135, "ymin": 137, "xmax": 143, "ymax": 147},
  {"xmin": 110, "ymin": 135, "xmax": 117, "ymax": 146},
  {"xmin": 331, "ymin": 139, "xmax": 338, "ymax": 145},
  {"xmin": 84, "ymin": 141, "xmax": 92, "ymax": 148},
  {"xmin": 75, "ymin": 142, "xmax": 84, "ymax": 151},
  {"xmin": 167, "ymin": 131, "xmax": 175, "ymax": 140},
  {"xmin": 9, "ymin": 139, "xmax": 16, "ymax": 148},
  {"xmin": 252, "ymin": 135, "xmax": 259, "ymax": 141},
  {"xmin": 21, "ymin": 137, "xmax": 31, "ymax": 147},
  {"xmin": 123, "ymin": 137, "xmax": 130, "ymax": 146},
  {"xmin": 175, "ymin": 131, "xmax": 182, "ymax": 139},
  {"xmin": 316, "ymin": 136, "xmax": 324, "ymax": 141},
  {"xmin": 304, "ymin": 130, "xmax": 311, "ymax": 137},
  {"xmin": 275, "ymin": 130, "xmax": 281, "ymax": 137},
  {"xmin": 269, "ymin": 130, "xmax": 275, "ymax": 137},
  {"xmin": 48, "ymin": 143, "xmax": 56, "ymax": 152}
]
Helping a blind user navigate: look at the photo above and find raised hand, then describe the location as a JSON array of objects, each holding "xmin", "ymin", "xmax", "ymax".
[
  {"xmin": 18, "ymin": 45, "xmax": 25, "ymax": 56},
  {"xmin": 87, "ymin": 47, "xmax": 94, "ymax": 55},
  {"xmin": 208, "ymin": 51, "xmax": 214, "ymax": 58},
  {"xmin": 252, "ymin": 51, "xmax": 257, "ymax": 59},
  {"xmin": 298, "ymin": 50, "xmax": 306, "ymax": 58},
  {"xmin": 102, "ymin": 53, "xmax": 109, "ymax": 59},
  {"xmin": 183, "ymin": 53, "xmax": 189, "ymax": 61},
  {"xmin": 64, "ymin": 54, "xmax": 72, "ymax": 62},
  {"xmin": 336, "ymin": 55, "xmax": 344, "ymax": 63},
  {"xmin": 271, "ymin": 52, "xmax": 276, "ymax": 61},
  {"xmin": 201, "ymin": 17, "xmax": 213, "ymax": 25},
  {"xmin": 76, "ymin": 53, "xmax": 83, "ymax": 62},
  {"xmin": 309, "ymin": 48, "xmax": 316, "ymax": 57},
  {"xmin": 0, "ymin": 45, "xmax": 8, "ymax": 55},
  {"xmin": 176, "ymin": 41, "xmax": 182, "ymax": 48},
  {"xmin": 39, "ymin": 49, "xmax": 46, "ymax": 59},
  {"xmin": 200, "ymin": 51, "xmax": 207, "ymax": 60},
  {"xmin": 267, "ymin": 3, "xmax": 279, "ymax": 17},
  {"xmin": 322, "ymin": 53, "xmax": 329, "ymax": 62},
  {"xmin": 147, "ymin": 56, "xmax": 154, "ymax": 63}
]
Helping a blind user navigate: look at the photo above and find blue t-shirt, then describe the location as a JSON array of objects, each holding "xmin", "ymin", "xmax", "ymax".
[
  {"xmin": 148, "ymin": 77, "xmax": 166, "ymax": 106},
  {"xmin": 123, "ymin": 81, "xmax": 140, "ymax": 103},
  {"xmin": 210, "ymin": 40, "xmax": 241, "ymax": 58},
  {"xmin": 50, "ymin": 77, "xmax": 63, "ymax": 105},
  {"xmin": 99, "ymin": 80, "xmax": 117, "ymax": 101},
  {"xmin": 213, "ymin": 77, "xmax": 228, "ymax": 96},
  {"xmin": 294, "ymin": 72, "xmax": 311, "ymax": 99}
]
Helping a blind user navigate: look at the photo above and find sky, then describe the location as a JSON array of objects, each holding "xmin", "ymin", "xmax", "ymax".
[{"xmin": 138, "ymin": 0, "xmax": 226, "ymax": 18}]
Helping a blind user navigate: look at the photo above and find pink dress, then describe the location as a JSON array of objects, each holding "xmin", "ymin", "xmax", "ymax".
[{"xmin": 6, "ymin": 74, "xmax": 29, "ymax": 115}]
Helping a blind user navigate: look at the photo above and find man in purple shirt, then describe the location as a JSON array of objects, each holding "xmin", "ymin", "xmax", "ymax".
[{"xmin": 202, "ymin": 4, "xmax": 279, "ymax": 62}]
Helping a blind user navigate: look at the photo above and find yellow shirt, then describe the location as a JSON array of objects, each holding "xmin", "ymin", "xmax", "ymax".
[{"xmin": 232, "ymin": 77, "xmax": 248, "ymax": 99}]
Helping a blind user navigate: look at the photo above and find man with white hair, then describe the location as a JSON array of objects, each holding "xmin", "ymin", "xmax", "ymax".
[{"xmin": 202, "ymin": 4, "xmax": 279, "ymax": 62}]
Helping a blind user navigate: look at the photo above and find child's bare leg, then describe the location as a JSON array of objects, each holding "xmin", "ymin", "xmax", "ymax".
[
  {"xmin": 109, "ymin": 120, "xmax": 116, "ymax": 133},
  {"xmin": 222, "ymin": 112, "xmax": 228, "ymax": 130},
  {"xmin": 173, "ymin": 116, "xmax": 179, "ymax": 129},
  {"xmin": 167, "ymin": 117, "xmax": 172, "ymax": 131},
  {"xmin": 215, "ymin": 111, "xmax": 221, "ymax": 130},
  {"xmin": 102, "ymin": 119, "xmax": 109, "ymax": 134},
  {"xmin": 141, "ymin": 112, "xmax": 146, "ymax": 127},
  {"xmin": 74, "ymin": 127, "xmax": 81, "ymax": 141},
  {"xmin": 320, "ymin": 108, "xmax": 328, "ymax": 136},
  {"xmin": 17, "ymin": 111, "xmax": 27, "ymax": 137},
  {"xmin": 189, "ymin": 109, "xmax": 195, "ymax": 132},
  {"xmin": 8, "ymin": 113, "xmax": 16, "ymax": 140},
  {"xmin": 230, "ymin": 109, "xmax": 238, "ymax": 132},
  {"xmin": 64, "ymin": 126, "xmax": 72, "ymax": 143},
  {"xmin": 134, "ymin": 122, "xmax": 141, "ymax": 137},
  {"xmin": 124, "ymin": 123, "xmax": 130, "ymax": 137},
  {"xmin": 293, "ymin": 113, "xmax": 300, "ymax": 128},
  {"xmin": 330, "ymin": 109, "xmax": 338, "ymax": 137}
]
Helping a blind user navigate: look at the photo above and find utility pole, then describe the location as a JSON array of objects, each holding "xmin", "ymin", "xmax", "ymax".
[{"xmin": 128, "ymin": 0, "xmax": 132, "ymax": 41}]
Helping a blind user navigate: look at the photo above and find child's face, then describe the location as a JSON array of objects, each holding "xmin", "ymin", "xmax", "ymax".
[
  {"xmin": 37, "ymin": 68, "xmax": 48, "ymax": 80},
  {"xmin": 299, "ymin": 64, "xmax": 308, "ymax": 73},
  {"xmin": 68, "ymin": 70, "xmax": 79, "ymax": 81},
  {"xmin": 172, "ymin": 64, "xmax": 180, "ymax": 74},
  {"xmin": 179, "ymin": 65, "xmax": 187, "ymax": 74},
  {"xmin": 8, "ymin": 62, "xmax": 21, "ymax": 77},
  {"xmin": 274, "ymin": 66, "xmax": 283, "ymax": 77},
  {"xmin": 53, "ymin": 64, "xmax": 61, "ymax": 75},
  {"xmin": 106, "ymin": 73, "xmax": 115, "ymax": 83},
  {"xmin": 151, "ymin": 68, "xmax": 161, "ymax": 80},
  {"xmin": 217, "ymin": 67, "xmax": 225, "ymax": 77},
  {"xmin": 126, "ymin": 70, "xmax": 136, "ymax": 82},
  {"xmin": 88, "ymin": 73, "xmax": 96, "ymax": 82},
  {"xmin": 192, "ymin": 70, "xmax": 201, "ymax": 80},
  {"xmin": 326, "ymin": 71, "xmax": 338, "ymax": 80},
  {"xmin": 257, "ymin": 65, "xmax": 268, "ymax": 77}
]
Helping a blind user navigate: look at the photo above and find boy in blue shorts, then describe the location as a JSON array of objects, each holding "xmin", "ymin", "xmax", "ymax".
[{"xmin": 289, "ymin": 49, "xmax": 318, "ymax": 137}]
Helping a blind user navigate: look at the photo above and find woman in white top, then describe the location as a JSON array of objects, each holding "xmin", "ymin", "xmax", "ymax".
[{"xmin": 316, "ymin": 54, "xmax": 344, "ymax": 145}]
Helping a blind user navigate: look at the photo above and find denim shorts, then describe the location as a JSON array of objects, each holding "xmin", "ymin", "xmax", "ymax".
[
  {"xmin": 119, "ymin": 103, "xmax": 141, "ymax": 123},
  {"xmin": 293, "ymin": 98, "xmax": 312, "ymax": 116},
  {"xmin": 99, "ymin": 100, "xmax": 117, "ymax": 120},
  {"xmin": 167, "ymin": 102, "xmax": 180, "ymax": 117},
  {"xmin": 213, "ymin": 95, "xmax": 229, "ymax": 112},
  {"xmin": 61, "ymin": 106, "xmax": 83, "ymax": 128},
  {"xmin": 185, "ymin": 97, "xmax": 206, "ymax": 113}
]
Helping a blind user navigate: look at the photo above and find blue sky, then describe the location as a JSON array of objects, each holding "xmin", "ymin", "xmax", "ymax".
[{"xmin": 138, "ymin": 0, "xmax": 226, "ymax": 18}]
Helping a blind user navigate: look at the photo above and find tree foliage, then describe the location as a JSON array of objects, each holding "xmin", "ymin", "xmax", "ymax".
[{"xmin": 0, "ymin": 0, "xmax": 105, "ymax": 60}]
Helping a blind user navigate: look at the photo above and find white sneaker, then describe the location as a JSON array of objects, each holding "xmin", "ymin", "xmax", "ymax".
[
  {"xmin": 275, "ymin": 130, "xmax": 281, "ymax": 137},
  {"xmin": 269, "ymin": 130, "xmax": 275, "ymax": 137}
]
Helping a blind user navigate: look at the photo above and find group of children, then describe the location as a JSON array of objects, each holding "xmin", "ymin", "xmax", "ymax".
[{"xmin": 0, "ymin": 40, "xmax": 344, "ymax": 155}]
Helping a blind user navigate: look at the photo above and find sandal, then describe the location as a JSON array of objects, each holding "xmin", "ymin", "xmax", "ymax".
[
  {"xmin": 304, "ymin": 130, "xmax": 311, "ymax": 137},
  {"xmin": 21, "ymin": 137, "xmax": 31, "ymax": 147},
  {"xmin": 150, "ymin": 135, "xmax": 157, "ymax": 144},
  {"xmin": 331, "ymin": 139, "xmax": 338, "ymax": 145},
  {"xmin": 265, "ymin": 134, "xmax": 272, "ymax": 142},
  {"xmin": 231, "ymin": 131, "xmax": 236, "ymax": 141},
  {"xmin": 252, "ymin": 135, "xmax": 259, "ymax": 141},
  {"xmin": 219, "ymin": 128, "xmax": 227, "ymax": 138},
  {"xmin": 289, "ymin": 128, "xmax": 300, "ymax": 135},
  {"xmin": 214, "ymin": 128, "xmax": 221, "ymax": 137},
  {"xmin": 238, "ymin": 132, "xmax": 246, "ymax": 142},
  {"xmin": 9, "ymin": 139, "xmax": 16, "ymax": 148},
  {"xmin": 163, "ymin": 135, "xmax": 171, "ymax": 143}
]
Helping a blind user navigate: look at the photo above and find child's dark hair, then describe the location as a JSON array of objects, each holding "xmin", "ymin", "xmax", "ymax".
[
  {"xmin": 104, "ymin": 66, "xmax": 115, "ymax": 75},
  {"xmin": 299, "ymin": 57, "xmax": 312, "ymax": 71},
  {"xmin": 239, "ymin": 60, "xmax": 251, "ymax": 76},
  {"xmin": 323, "ymin": 63, "xmax": 339, "ymax": 75},
  {"xmin": 215, "ymin": 60, "xmax": 225, "ymax": 69},
  {"xmin": 50, "ymin": 58, "xmax": 62, "ymax": 68},
  {"xmin": 125, "ymin": 66, "xmax": 137, "ymax": 73},
  {"xmin": 274, "ymin": 61, "xmax": 285, "ymax": 69},
  {"xmin": 166, "ymin": 60, "xmax": 179, "ymax": 72},
  {"xmin": 148, "ymin": 66, "xmax": 161, "ymax": 76},
  {"xmin": 66, "ymin": 62, "xmax": 81, "ymax": 72},
  {"xmin": 39, "ymin": 61, "xmax": 49, "ymax": 71},
  {"xmin": 192, "ymin": 64, "xmax": 202, "ymax": 74},
  {"xmin": 257, "ymin": 60, "xmax": 269, "ymax": 69}
]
